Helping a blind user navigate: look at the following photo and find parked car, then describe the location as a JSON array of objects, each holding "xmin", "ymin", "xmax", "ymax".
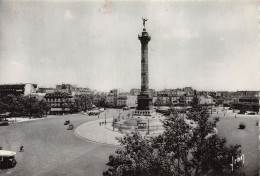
[
  {"xmin": 64, "ymin": 120, "xmax": 70, "ymax": 125},
  {"xmin": 0, "ymin": 150, "xmax": 17, "ymax": 168},
  {"xmin": 123, "ymin": 106, "xmax": 130, "ymax": 110},
  {"xmin": 0, "ymin": 120, "xmax": 9, "ymax": 126},
  {"xmin": 81, "ymin": 112, "xmax": 87, "ymax": 115},
  {"xmin": 67, "ymin": 124, "xmax": 74, "ymax": 130},
  {"xmin": 245, "ymin": 111, "xmax": 256, "ymax": 115}
]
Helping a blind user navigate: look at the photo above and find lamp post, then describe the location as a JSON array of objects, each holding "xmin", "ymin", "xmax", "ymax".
[
  {"xmin": 113, "ymin": 116, "xmax": 115, "ymax": 131},
  {"xmin": 147, "ymin": 118, "xmax": 150, "ymax": 135},
  {"xmin": 29, "ymin": 94, "xmax": 32, "ymax": 119},
  {"xmin": 105, "ymin": 112, "xmax": 106, "ymax": 125},
  {"xmin": 211, "ymin": 102, "xmax": 213, "ymax": 114}
]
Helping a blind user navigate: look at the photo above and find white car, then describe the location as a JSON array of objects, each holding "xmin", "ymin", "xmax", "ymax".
[{"xmin": 0, "ymin": 150, "xmax": 17, "ymax": 168}]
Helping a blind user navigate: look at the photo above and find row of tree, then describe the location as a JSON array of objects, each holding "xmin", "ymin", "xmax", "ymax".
[
  {"xmin": 105, "ymin": 98, "xmax": 243, "ymax": 176},
  {"xmin": 0, "ymin": 94, "xmax": 51, "ymax": 118}
]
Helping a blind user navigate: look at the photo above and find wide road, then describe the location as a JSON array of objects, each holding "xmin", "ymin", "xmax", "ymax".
[{"xmin": 0, "ymin": 109, "xmax": 125, "ymax": 176}]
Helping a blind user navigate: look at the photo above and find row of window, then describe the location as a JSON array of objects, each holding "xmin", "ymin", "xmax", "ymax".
[
  {"xmin": 46, "ymin": 98, "xmax": 72, "ymax": 102},
  {"xmin": 134, "ymin": 110, "xmax": 151, "ymax": 115}
]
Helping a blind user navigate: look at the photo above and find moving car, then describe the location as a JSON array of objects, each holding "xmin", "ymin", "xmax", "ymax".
[
  {"xmin": 88, "ymin": 110, "xmax": 100, "ymax": 116},
  {"xmin": 64, "ymin": 120, "xmax": 70, "ymax": 125},
  {"xmin": 67, "ymin": 124, "xmax": 74, "ymax": 130},
  {"xmin": 0, "ymin": 150, "xmax": 17, "ymax": 168}
]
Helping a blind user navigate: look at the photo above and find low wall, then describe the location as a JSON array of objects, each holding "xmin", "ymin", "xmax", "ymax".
[{"xmin": 114, "ymin": 122, "xmax": 164, "ymax": 132}]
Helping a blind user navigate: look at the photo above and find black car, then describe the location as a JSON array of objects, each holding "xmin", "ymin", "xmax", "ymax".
[
  {"xmin": 123, "ymin": 107, "xmax": 130, "ymax": 110},
  {"xmin": 0, "ymin": 120, "xmax": 9, "ymax": 126},
  {"xmin": 64, "ymin": 120, "xmax": 70, "ymax": 125},
  {"xmin": 67, "ymin": 124, "xmax": 74, "ymax": 130}
]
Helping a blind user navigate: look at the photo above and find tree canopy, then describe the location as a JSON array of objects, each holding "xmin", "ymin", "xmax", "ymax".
[
  {"xmin": 105, "ymin": 104, "xmax": 243, "ymax": 176},
  {"xmin": 0, "ymin": 94, "xmax": 50, "ymax": 118}
]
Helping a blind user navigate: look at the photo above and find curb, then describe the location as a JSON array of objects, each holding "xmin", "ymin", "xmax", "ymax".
[{"xmin": 74, "ymin": 120, "xmax": 121, "ymax": 147}]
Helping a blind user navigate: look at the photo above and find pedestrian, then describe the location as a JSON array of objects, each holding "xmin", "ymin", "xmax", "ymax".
[
  {"xmin": 20, "ymin": 146, "xmax": 23, "ymax": 152},
  {"xmin": 235, "ymin": 115, "xmax": 236, "ymax": 118}
]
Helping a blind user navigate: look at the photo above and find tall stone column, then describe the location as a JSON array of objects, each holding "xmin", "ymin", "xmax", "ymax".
[
  {"xmin": 137, "ymin": 27, "xmax": 153, "ymax": 111},
  {"xmin": 139, "ymin": 29, "xmax": 151, "ymax": 95}
]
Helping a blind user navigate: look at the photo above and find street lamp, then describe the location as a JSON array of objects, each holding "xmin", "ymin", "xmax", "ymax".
[
  {"xmin": 29, "ymin": 94, "xmax": 32, "ymax": 119},
  {"xmin": 105, "ymin": 112, "xmax": 106, "ymax": 125},
  {"xmin": 147, "ymin": 118, "xmax": 150, "ymax": 135},
  {"xmin": 113, "ymin": 116, "xmax": 115, "ymax": 131},
  {"xmin": 211, "ymin": 103, "xmax": 213, "ymax": 114}
]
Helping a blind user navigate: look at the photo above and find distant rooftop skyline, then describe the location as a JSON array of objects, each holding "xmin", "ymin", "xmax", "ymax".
[{"xmin": 0, "ymin": 1, "xmax": 259, "ymax": 92}]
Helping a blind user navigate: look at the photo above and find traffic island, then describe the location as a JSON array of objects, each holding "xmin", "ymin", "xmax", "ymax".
[{"xmin": 75, "ymin": 119, "xmax": 124, "ymax": 146}]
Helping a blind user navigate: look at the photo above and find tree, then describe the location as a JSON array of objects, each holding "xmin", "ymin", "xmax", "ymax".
[
  {"xmin": 105, "ymin": 105, "xmax": 243, "ymax": 176},
  {"xmin": 78, "ymin": 94, "xmax": 93, "ymax": 111},
  {"xmin": 106, "ymin": 131, "xmax": 177, "ymax": 176},
  {"xmin": 0, "ymin": 94, "xmax": 51, "ymax": 118},
  {"xmin": 191, "ymin": 95, "xmax": 200, "ymax": 108},
  {"xmin": 61, "ymin": 97, "xmax": 68, "ymax": 114},
  {"xmin": 184, "ymin": 106, "xmax": 242, "ymax": 175},
  {"xmin": 166, "ymin": 97, "xmax": 173, "ymax": 107},
  {"xmin": 178, "ymin": 95, "xmax": 186, "ymax": 106},
  {"xmin": 154, "ymin": 97, "xmax": 164, "ymax": 106},
  {"xmin": 38, "ymin": 100, "xmax": 51, "ymax": 117}
]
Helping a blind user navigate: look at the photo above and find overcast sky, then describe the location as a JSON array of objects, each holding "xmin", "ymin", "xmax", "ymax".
[{"xmin": 0, "ymin": 0, "xmax": 259, "ymax": 92}]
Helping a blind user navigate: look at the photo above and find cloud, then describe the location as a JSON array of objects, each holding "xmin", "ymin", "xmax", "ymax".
[{"xmin": 64, "ymin": 10, "xmax": 74, "ymax": 20}]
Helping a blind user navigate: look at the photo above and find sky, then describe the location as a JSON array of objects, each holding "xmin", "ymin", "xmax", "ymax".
[{"xmin": 0, "ymin": 0, "xmax": 259, "ymax": 92}]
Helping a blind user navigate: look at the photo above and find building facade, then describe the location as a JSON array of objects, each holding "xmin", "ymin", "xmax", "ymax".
[
  {"xmin": 44, "ymin": 92, "xmax": 73, "ymax": 114},
  {"xmin": 0, "ymin": 83, "xmax": 37, "ymax": 96},
  {"xmin": 117, "ymin": 93, "xmax": 137, "ymax": 108},
  {"xmin": 199, "ymin": 95, "xmax": 214, "ymax": 105},
  {"xmin": 106, "ymin": 89, "xmax": 120, "ymax": 107},
  {"xmin": 154, "ymin": 87, "xmax": 195, "ymax": 106}
]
